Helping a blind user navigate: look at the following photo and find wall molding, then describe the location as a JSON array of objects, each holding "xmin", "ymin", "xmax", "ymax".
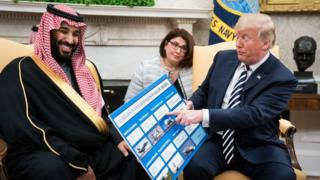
[
  {"xmin": 0, "ymin": 12, "xmax": 40, "ymax": 21},
  {"xmin": 0, "ymin": 1, "xmax": 210, "ymax": 19}
]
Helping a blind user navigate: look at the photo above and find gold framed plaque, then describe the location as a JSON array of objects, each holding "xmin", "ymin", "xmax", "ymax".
[{"xmin": 260, "ymin": 0, "xmax": 320, "ymax": 13}]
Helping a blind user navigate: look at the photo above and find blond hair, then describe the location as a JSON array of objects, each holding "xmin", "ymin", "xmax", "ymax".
[{"xmin": 235, "ymin": 13, "xmax": 275, "ymax": 48}]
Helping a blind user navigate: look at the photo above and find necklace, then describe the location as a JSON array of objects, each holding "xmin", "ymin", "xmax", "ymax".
[{"xmin": 161, "ymin": 58, "xmax": 180, "ymax": 82}]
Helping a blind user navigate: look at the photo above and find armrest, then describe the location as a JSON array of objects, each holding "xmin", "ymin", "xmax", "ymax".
[
  {"xmin": 279, "ymin": 119, "xmax": 302, "ymax": 170},
  {"xmin": 0, "ymin": 138, "xmax": 8, "ymax": 180},
  {"xmin": 0, "ymin": 139, "xmax": 7, "ymax": 161}
]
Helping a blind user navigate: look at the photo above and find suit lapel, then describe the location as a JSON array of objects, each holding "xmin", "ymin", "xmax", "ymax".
[
  {"xmin": 215, "ymin": 55, "xmax": 239, "ymax": 107},
  {"xmin": 243, "ymin": 54, "xmax": 276, "ymax": 92}
]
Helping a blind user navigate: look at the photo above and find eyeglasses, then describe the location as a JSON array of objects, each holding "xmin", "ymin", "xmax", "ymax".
[{"xmin": 168, "ymin": 41, "xmax": 187, "ymax": 53}]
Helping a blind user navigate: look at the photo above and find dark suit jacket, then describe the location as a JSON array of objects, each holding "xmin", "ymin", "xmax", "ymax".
[{"xmin": 190, "ymin": 50, "xmax": 297, "ymax": 165}]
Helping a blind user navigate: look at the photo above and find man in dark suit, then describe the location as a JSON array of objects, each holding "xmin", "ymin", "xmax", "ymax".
[{"xmin": 169, "ymin": 13, "xmax": 297, "ymax": 179}]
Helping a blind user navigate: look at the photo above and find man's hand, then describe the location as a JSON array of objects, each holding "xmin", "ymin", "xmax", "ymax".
[
  {"xmin": 77, "ymin": 166, "xmax": 96, "ymax": 180},
  {"xmin": 117, "ymin": 140, "xmax": 131, "ymax": 157},
  {"xmin": 167, "ymin": 110, "xmax": 203, "ymax": 126}
]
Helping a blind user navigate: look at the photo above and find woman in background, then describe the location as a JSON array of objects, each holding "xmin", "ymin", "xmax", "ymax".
[{"xmin": 124, "ymin": 28, "xmax": 195, "ymax": 102}]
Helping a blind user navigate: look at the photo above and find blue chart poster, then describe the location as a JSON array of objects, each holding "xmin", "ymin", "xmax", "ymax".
[{"xmin": 109, "ymin": 75, "xmax": 207, "ymax": 180}]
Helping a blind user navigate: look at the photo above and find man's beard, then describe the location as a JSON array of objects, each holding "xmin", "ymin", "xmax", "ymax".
[{"xmin": 51, "ymin": 37, "xmax": 77, "ymax": 65}]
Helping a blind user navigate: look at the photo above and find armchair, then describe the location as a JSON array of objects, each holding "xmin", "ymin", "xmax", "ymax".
[
  {"xmin": 191, "ymin": 41, "xmax": 306, "ymax": 180},
  {"xmin": 0, "ymin": 38, "xmax": 33, "ymax": 71}
]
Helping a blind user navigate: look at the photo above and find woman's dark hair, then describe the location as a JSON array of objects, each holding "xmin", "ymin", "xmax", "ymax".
[{"xmin": 159, "ymin": 28, "xmax": 195, "ymax": 68}]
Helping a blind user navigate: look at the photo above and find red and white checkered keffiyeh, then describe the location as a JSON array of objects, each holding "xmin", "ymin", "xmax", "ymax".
[{"xmin": 34, "ymin": 4, "xmax": 103, "ymax": 116}]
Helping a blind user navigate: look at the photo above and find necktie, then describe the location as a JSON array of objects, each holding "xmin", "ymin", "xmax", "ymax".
[{"xmin": 222, "ymin": 65, "xmax": 249, "ymax": 164}]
